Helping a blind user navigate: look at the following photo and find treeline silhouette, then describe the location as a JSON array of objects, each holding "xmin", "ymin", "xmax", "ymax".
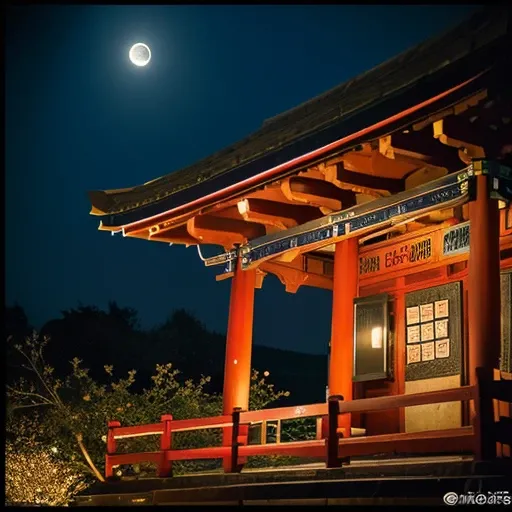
[{"xmin": 5, "ymin": 303, "xmax": 327, "ymax": 406}]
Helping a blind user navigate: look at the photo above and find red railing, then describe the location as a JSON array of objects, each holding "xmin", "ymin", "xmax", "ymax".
[{"xmin": 105, "ymin": 367, "xmax": 511, "ymax": 479}]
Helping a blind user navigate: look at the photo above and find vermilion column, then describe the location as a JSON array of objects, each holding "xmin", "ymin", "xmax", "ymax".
[
  {"xmin": 329, "ymin": 237, "xmax": 359, "ymax": 438},
  {"xmin": 222, "ymin": 258, "xmax": 256, "ymax": 471},
  {"xmin": 468, "ymin": 173, "xmax": 501, "ymax": 387}
]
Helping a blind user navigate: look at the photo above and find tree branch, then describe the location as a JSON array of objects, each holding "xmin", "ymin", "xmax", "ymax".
[
  {"xmin": 10, "ymin": 403, "xmax": 53, "ymax": 410},
  {"xmin": 7, "ymin": 388, "xmax": 54, "ymax": 405},
  {"xmin": 75, "ymin": 433, "xmax": 105, "ymax": 483},
  {"xmin": 15, "ymin": 345, "xmax": 64, "ymax": 407}
]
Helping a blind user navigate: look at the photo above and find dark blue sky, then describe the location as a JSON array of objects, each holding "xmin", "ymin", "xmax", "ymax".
[{"xmin": 6, "ymin": 5, "xmax": 477, "ymax": 354}]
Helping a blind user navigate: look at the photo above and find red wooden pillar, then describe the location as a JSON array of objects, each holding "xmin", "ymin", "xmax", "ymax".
[
  {"xmin": 222, "ymin": 258, "xmax": 256, "ymax": 472},
  {"xmin": 329, "ymin": 238, "xmax": 358, "ymax": 438},
  {"xmin": 468, "ymin": 173, "xmax": 501, "ymax": 388}
]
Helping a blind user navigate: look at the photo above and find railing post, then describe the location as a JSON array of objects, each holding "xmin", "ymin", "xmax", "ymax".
[
  {"xmin": 327, "ymin": 395, "xmax": 343, "ymax": 468},
  {"xmin": 261, "ymin": 420, "xmax": 267, "ymax": 445},
  {"xmin": 474, "ymin": 367, "xmax": 497, "ymax": 461},
  {"xmin": 316, "ymin": 417, "xmax": 323, "ymax": 440},
  {"xmin": 158, "ymin": 414, "xmax": 173, "ymax": 478},
  {"xmin": 228, "ymin": 407, "xmax": 242, "ymax": 473},
  {"xmin": 239, "ymin": 418, "xmax": 249, "ymax": 468},
  {"xmin": 105, "ymin": 420, "xmax": 121, "ymax": 479}
]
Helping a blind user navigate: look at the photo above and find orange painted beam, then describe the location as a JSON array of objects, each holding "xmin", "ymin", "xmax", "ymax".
[
  {"xmin": 329, "ymin": 238, "xmax": 358, "ymax": 438},
  {"xmin": 187, "ymin": 215, "xmax": 265, "ymax": 249},
  {"xmin": 237, "ymin": 198, "xmax": 319, "ymax": 232},
  {"xmin": 281, "ymin": 177, "xmax": 342, "ymax": 212},
  {"xmin": 260, "ymin": 261, "xmax": 332, "ymax": 293},
  {"xmin": 468, "ymin": 174, "xmax": 501, "ymax": 387}
]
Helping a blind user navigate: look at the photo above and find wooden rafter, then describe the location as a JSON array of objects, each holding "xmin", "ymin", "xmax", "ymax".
[
  {"xmin": 216, "ymin": 253, "xmax": 334, "ymax": 293},
  {"xmin": 433, "ymin": 118, "xmax": 485, "ymax": 164},
  {"xmin": 186, "ymin": 214, "xmax": 266, "ymax": 249},
  {"xmin": 237, "ymin": 198, "xmax": 319, "ymax": 232},
  {"xmin": 281, "ymin": 176, "xmax": 357, "ymax": 214},
  {"xmin": 148, "ymin": 224, "xmax": 199, "ymax": 245},
  {"xmin": 378, "ymin": 131, "xmax": 461, "ymax": 173},
  {"xmin": 334, "ymin": 163, "xmax": 404, "ymax": 194}
]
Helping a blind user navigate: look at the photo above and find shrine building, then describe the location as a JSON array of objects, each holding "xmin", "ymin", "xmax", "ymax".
[{"xmin": 89, "ymin": 6, "xmax": 511, "ymax": 453}]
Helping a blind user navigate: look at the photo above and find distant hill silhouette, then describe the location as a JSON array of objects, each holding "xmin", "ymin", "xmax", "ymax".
[{"xmin": 5, "ymin": 304, "xmax": 327, "ymax": 406}]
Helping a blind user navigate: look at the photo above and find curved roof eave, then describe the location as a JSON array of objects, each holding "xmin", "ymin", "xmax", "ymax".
[
  {"xmin": 93, "ymin": 70, "xmax": 494, "ymax": 230},
  {"xmin": 89, "ymin": 7, "xmax": 510, "ymax": 229}
]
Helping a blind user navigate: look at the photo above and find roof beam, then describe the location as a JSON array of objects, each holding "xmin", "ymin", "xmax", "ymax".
[
  {"xmin": 410, "ymin": 89, "xmax": 488, "ymax": 132},
  {"xmin": 237, "ymin": 198, "xmax": 319, "ymax": 231},
  {"xmin": 186, "ymin": 214, "xmax": 266, "ymax": 249},
  {"xmin": 281, "ymin": 176, "xmax": 357, "ymax": 214},
  {"xmin": 217, "ymin": 255, "xmax": 334, "ymax": 293},
  {"xmin": 334, "ymin": 162, "xmax": 404, "ymax": 194},
  {"xmin": 323, "ymin": 161, "xmax": 390, "ymax": 198},
  {"xmin": 379, "ymin": 131, "xmax": 462, "ymax": 172},
  {"xmin": 433, "ymin": 118, "xmax": 485, "ymax": 164},
  {"xmin": 260, "ymin": 260, "xmax": 333, "ymax": 293},
  {"xmin": 148, "ymin": 224, "xmax": 199, "ymax": 245}
]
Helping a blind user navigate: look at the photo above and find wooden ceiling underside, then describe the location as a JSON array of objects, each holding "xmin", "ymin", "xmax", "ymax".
[{"xmin": 117, "ymin": 90, "xmax": 511, "ymax": 288}]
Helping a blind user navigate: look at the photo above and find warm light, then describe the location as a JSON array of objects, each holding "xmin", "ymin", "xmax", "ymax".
[
  {"xmin": 237, "ymin": 199, "xmax": 249, "ymax": 215},
  {"xmin": 234, "ymin": 359, "xmax": 238, "ymax": 365},
  {"xmin": 371, "ymin": 327, "xmax": 383, "ymax": 349}
]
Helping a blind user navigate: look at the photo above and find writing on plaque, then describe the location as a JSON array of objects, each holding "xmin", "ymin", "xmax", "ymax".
[
  {"xmin": 359, "ymin": 236, "xmax": 432, "ymax": 277},
  {"xmin": 443, "ymin": 221, "xmax": 470, "ymax": 257},
  {"xmin": 359, "ymin": 255, "xmax": 380, "ymax": 275}
]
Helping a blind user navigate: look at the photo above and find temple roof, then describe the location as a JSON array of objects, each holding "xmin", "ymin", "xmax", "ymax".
[{"xmin": 89, "ymin": 6, "xmax": 511, "ymax": 229}]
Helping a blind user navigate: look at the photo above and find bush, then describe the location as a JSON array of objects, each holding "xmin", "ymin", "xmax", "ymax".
[{"xmin": 6, "ymin": 333, "xmax": 293, "ymax": 497}]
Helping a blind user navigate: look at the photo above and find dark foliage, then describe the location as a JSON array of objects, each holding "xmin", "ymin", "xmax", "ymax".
[{"xmin": 7, "ymin": 303, "xmax": 327, "ymax": 405}]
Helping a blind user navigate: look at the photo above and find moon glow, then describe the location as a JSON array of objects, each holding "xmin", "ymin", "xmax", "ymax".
[{"xmin": 129, "ymin": 43, "xmax": 151, "ymax": 67}]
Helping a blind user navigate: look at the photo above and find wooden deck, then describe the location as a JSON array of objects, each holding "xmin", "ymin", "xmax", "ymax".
[
  {"xmin": 73, "ymin": 454, "xmax": 512, "ymax": 506},
  {"xmin": 84, "ymin": 369, "xmax": 510, "ymax": 505}
]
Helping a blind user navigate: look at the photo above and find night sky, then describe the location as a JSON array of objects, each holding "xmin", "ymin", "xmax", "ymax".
[{"xmin": 6, "ymin": 5, "xmax": 478, "ymax": 355}]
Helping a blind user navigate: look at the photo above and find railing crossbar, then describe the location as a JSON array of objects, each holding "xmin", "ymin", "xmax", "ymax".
[
  {"xmin": 172, "ymin": 422, "xmax": 234, "ymax": 433},
  {"xmin": 336, "ymin": 385, "xmax": 476, "ymax": 415},
  {"xmin": 115, "ymin": 431, "xmax": 163, "ymax": 440},
  {"xmin": 241, "ymin": 403, "xmax": 327, "ymax": 423}
]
